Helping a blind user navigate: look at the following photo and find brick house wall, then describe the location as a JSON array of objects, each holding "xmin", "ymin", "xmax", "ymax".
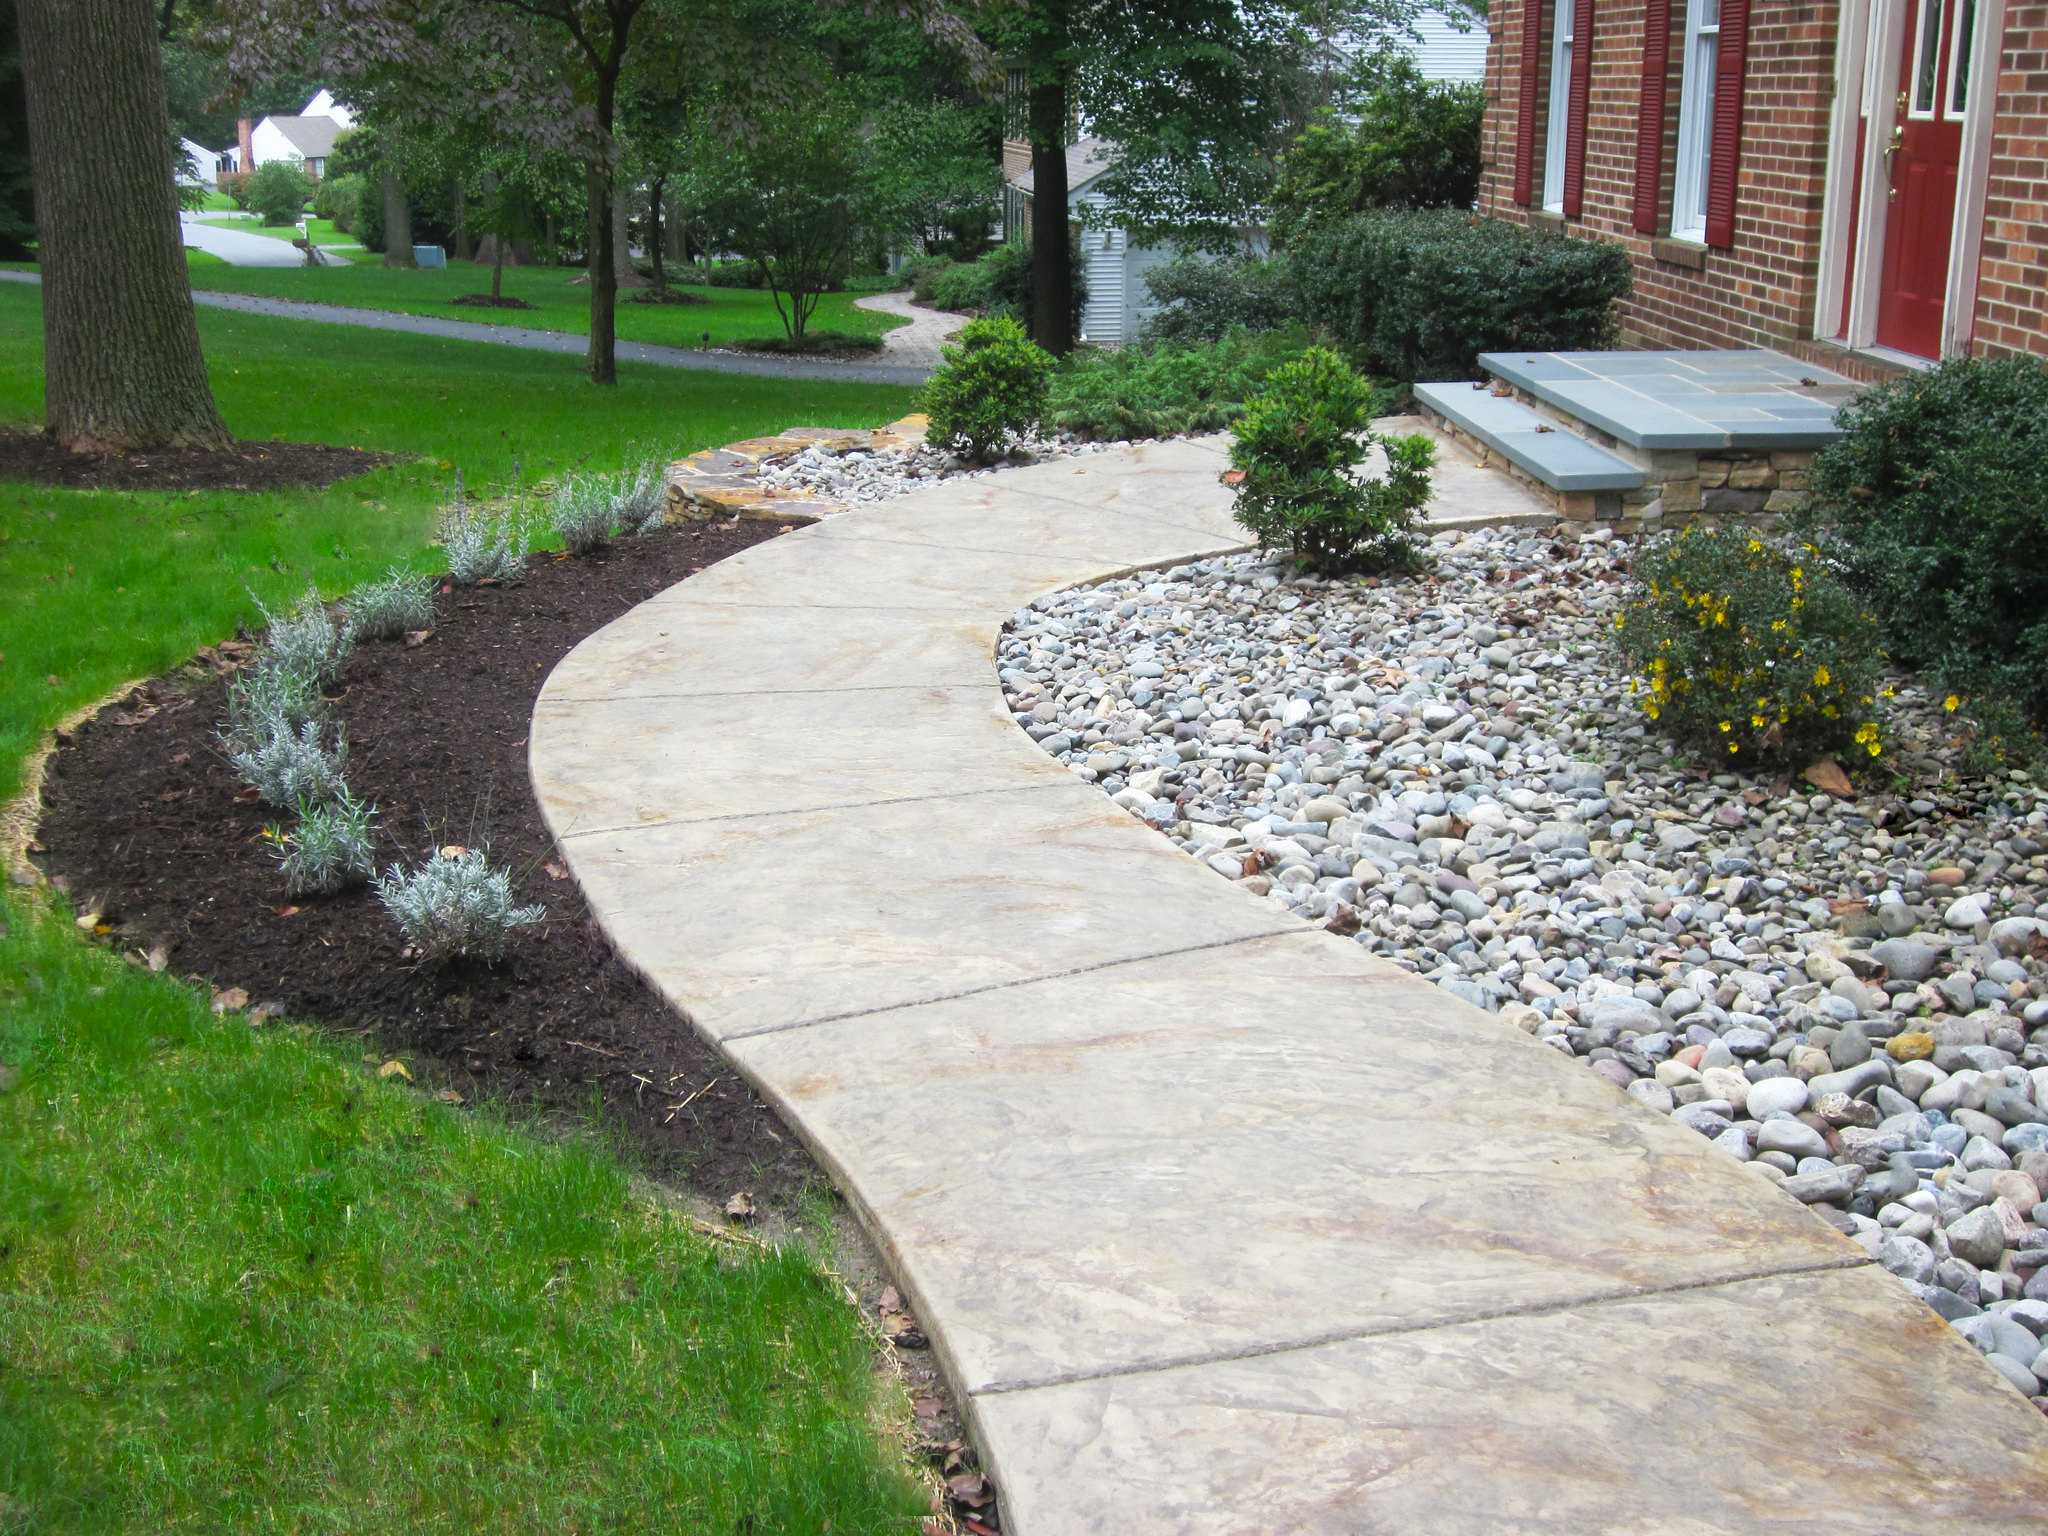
[
  {"xmin": 1977, "ymin": 1, "xmax": 2048, "ymax": 358},
  {"xmin": 1478, "ymin": 0, "xmax": 2048, "ymax": 363},
  {"xmin": 1478, "ymin": 0, "xmax": 1840, "ymax": 353}
]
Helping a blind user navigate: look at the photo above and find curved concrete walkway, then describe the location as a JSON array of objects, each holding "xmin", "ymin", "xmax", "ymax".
[
  {"xmin": 853, "ymin": 289, "xmax": 965, "ymax": 370},
  {"xmin": 179, "ymin": 213, "xmax": 318, "ymax": 267},
  {"xmin": 530, "ymin": 439, "xmax": 2048, "ymax": 1533}
]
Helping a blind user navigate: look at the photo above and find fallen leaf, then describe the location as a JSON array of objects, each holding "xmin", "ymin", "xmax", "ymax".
[
  {"xmin": 1219, "ymin": 468, "xmax": 1246, "ymax": 487},
  {"xmin": 247, "ymin": 1002, "xmax": 282, "ymax": 1027},
  {"xmin": 146, "ymin": 944, "xmax": 168, "ymax": 973},
  {"xmin": 435, "ymin": 1088, "xmax": 465, "ymax": 1104},
  {"xmin": 211, "ymin": 986, "xmax": 250, "ymax": 1014},
  {"xmin": 234, "ymin": 786, "xmax": 261, "ymax": 803},
  {"xmin": 273, "ymin": 905, "xmax": 300, "ymax": 919},
  {"xmin": 912, "ymin": 1395, "xmax": 944, "ymax": 1421},
  {"xmin": 1803, "ymin": 757, "xmax": 1853, "ymax": 799},
  {"xmin": 171, "ymin": 751, "xmax": 191, "ymax": 767},
  {"xmin": 376, "ymin": 1059, "xmax": 412, "ymax": 1081},
  {"xmin": 438, "ymin": 844, "xmax": 467, "ymax": 859},
  {"xmin": 544, "ymin": 860, "xmax": 570, "ymax": 881},
  {"xmin": 882, "ymin": 1312, "xmax": 927, "ymax": 1349},
  {"xmin": 946, "ymin": 1473, "xmax": 992, "ymax": 1509},
  {"xmin": 403, "ymin": 628, "xmax": 434, "ymax": 648},
  {"xmin": 74, "ymin": 910, "xmax": 102, "ymax": 931},
  {"xmin": 877, "ymin": 1286, "xmax": 901, "ymax": 1313},
  {"xmin": 724, "ymin": 1191, "xmax": 757, "ymax": 1221}
]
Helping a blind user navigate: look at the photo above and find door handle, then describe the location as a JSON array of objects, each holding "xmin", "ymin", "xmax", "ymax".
[{"xmin": 1884, "ymin": 122, "xmax": 1904, "ymax": 199}]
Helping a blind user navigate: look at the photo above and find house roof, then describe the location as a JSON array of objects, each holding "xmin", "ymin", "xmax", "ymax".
[
  {"xmin": 259, "ymin": 114, "xmax": 342, "ymax": 159},
  {"xmin": 1008, "ymin": 138, "xmax": 1115, "ymax": 199}
]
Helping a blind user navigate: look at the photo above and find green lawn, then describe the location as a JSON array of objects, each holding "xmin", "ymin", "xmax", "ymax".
[
  {"xmin": 194, "ymin": 189, "xmax": 238, "ymax": 212},
  {"xmin": 187, "ymin": 257, "xmax": 906, "ymax": 349},
  {"xmin": 0, "ymin": 282, "xmax": 926, "ymax": 1532}
]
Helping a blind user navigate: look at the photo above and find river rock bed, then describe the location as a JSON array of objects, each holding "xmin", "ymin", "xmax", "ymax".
[
  {"xmin": 998, "ymin": 523, "xmax": 2048, "ymax": 1407},
  {"xmin": 756, "ymin": 434, "xmax": 1113, "ymax": 506}
]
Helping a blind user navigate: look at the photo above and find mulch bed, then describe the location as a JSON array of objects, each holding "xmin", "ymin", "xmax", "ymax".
[
  {"xmin": 31, "ymin": 519, "xmax": 834, "ymax": 1207},
  {"xmin": 0, "ymin": 429, "xmax": 396, "ymax": 492},
  {"xmin": 449, "ymin": 293, "xmax": 536, "ymax": 309}
]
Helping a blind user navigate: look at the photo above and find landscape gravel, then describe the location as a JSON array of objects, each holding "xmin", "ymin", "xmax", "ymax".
[
  {"xmin": 756, "ymin": 434, "xmax": 1114, "ymax": 507},
  {"xmin": 999, "ymin": 522, "xmax": 2048, "ymax": 1408}
]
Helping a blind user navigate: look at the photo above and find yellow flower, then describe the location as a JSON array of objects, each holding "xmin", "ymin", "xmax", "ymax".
[
  {"xmin": 1750, "ymin": 714, "xmax": 1765, "ymax": 728},
  {"xmin": 1867, "ymin": 741, "xmax": 1882, "ymax": 757},
  {"xmin": 1943, "ymin": 694, "xmax": 1960, "ymax": 712},
  {"xmin": 1645, "ymin": 704, "xmax": 1661, "ymax": 721},
  {"xmin": 1727, "ymin": 741, "xmax": 1740, "ymax": 754},
  {"xmin": 1747, "ymin": 538, "xmax": 1764, "ymax": 554},
  {"xmin": 1718, "ymin": 720, "xmax": 1733, "ymax": 733}
]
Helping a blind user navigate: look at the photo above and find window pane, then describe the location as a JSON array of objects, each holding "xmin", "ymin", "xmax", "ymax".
[
  {"xmin": 1700, "ymin": 0, "xmax": 1719, "ymax": 27},
  {"xmin": 1914, "ymin": 0, "xmax": 1941, "ymax": 113},
  {"xmin": 1695, "ymin": 43, "xmax": 1716, "ymax": 211},
  {"xmin": 1950, "ymin": 0, "xmax": 1976, "ymax": 114}
]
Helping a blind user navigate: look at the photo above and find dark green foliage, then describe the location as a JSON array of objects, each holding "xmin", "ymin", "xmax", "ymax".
[
  {"xmin": 248, "ymin": 160, "xmax": 313, "ymax": 226},
  {"xmin": 1142, "ymin": 254, "xmax": 1300, "ymax": 344},
  {"xmin": 1047, "ymin": 326, "xmax": 1321, "ymax": 441},
  {"xmin": 982, "ymin": 240, "xmax": 1086, "ymax": 336},
  {"xmin": 352, "ymin": 174, "xmax": 385, "ymax": 253},
  {"xmin": 1290, "ymin": 210, "xmax": 1631, "ymax": 384},
  {"xmin": 703, "ymin": 258, "xmax": 768, "ymax": 288},
  {"xmin": 912, "ymin": 243, "xmax": 1086, "ymax": 335},
  {"xmin": 0, "ymin": 0, "xmax": 32, "ymax": 259},
  {"xmin": 1228, "ymin": 345, "xmax": 1432, "ymax": 573},
  {"xmin": 312, "ymin": 172, "xmax": 364, "ymax": 229},
  {"xmin": 1806, "ymin": 356, "xmax": 2048, "ymax": 730},
  {"xmin": 1269, "ymin": 59, "xmax": 1486, "ymax": 245},
  {"xmin": 920, "ymin": 315, "xmax": 1055, "ymax": 463},
  {"xmin": 217, "ymin": 170, "xmax": 253, "ymax": 211},
  {"xmin": 924, "ymin": 257, "xmax": 994, "ymax": 311},
  {"xmin": 1614, "ymin": 526, "xmax": 1886, "ymax": 766}
]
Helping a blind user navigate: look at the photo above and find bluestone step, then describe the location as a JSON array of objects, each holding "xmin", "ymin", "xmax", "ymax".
[{"xmin": 1413, "ymin": 381, "xmax": 1647, "ymax": 493}]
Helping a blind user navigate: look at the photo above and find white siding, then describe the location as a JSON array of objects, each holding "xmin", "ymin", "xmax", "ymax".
[
  {"xmin": 1124, "ymin": 242, "xmax": 1180, "ymax": 340},
  {"xmin": 1076, "ymin": 189, "xmax": 1127, "ymax": 345},
  {"xmin": 248, "ymin": 119, "xmax": 303, "ymax": 169},
  {"xmin": 1404, "ymin": 9, "xmax": 1488, "ymax": 84}
]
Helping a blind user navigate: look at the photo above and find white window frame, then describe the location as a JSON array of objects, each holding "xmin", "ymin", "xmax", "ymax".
[
  {"xmin": 1671, "ymin": 0, "xmax": 1721, "ymax": 241},
  {"xmin": 1908, "ymin": 0, "xmax": 1943, "ymax": 117},
  {"xmin": 1541, "ymin": 1, "xmax": 1575, "ymax": 212},
  {"xmin": 1945, "ymin": 0, "xmax": 1975, "ymax": 119}
]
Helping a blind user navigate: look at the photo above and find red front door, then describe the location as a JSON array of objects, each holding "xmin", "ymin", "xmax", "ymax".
[{"xmin": 1875, "ymin": 0, "xmax": 1970, "ymax": 357}]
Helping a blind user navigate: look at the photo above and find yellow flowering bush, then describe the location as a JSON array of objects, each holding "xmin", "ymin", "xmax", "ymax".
[{"xmin": 1613, "ymin": 525, "xmax": 1885, "ymax": 765}]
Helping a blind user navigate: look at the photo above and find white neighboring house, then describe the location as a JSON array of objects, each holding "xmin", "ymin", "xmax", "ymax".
[
  {"xmin": 999, "ymin": 8, "xmax": 1485, "ymax": 346},
  {"xmin": 247, "ymin": 93, "xmax": 353, "ymax": 180},
  {"xmin": 176, "ymin": 136, "xmax": 222, "ymax": 188}
]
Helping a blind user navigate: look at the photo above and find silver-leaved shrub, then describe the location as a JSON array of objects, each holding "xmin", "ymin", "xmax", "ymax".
[{"xmin": 374, "ymin": 848, "xmax": 544, "ymax": 965}]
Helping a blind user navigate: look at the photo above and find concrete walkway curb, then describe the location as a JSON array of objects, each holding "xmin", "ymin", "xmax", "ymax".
[
  {"xmin": 531, "ymin": 439, "xmax": 2048, "ymax": 1532},
  {"xmin": 0, "ymin": 270, "xmax": 931, "ymax": 386}
]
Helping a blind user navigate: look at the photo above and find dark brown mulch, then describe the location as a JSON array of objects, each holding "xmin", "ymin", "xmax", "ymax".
[
  {"xmin": 31, "ymin": 519, "xmax": 836, "ymax": 1207},
  {"xmin": 626, "ymin": 287, "xmax": 708, "ymax": 306},
  {"xmin": 449, "ymin": 293, "xmax": 536, "ymax": 309},
  {"xmin": 0, "ymin": 428, "xmax": 396, "ymax": 493}
]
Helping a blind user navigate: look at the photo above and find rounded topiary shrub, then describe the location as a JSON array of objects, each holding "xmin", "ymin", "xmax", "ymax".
[
  {"xmin": 1805, "ymin": 355, "xmax": 2048, "ymax": 733},
  {"xmin": 1614, "ymin": 525, "xmax": 1886, "ymax": 766},
  {"xmin": 919, "ymin": 315, "xmax": 1054, "ymax": 464},
  {"xmin": 1227, "ymin": 344, "xmax": 1432, "ymax": 574},
  {"xmin": 248, "ymin": 160, "xmax": 313, "ymax": 227}
]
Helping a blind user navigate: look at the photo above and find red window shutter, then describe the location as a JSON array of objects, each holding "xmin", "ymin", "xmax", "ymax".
[
  {"xmin": 1704, "ymin": 0, "xmax": 1751, "ymax": 248},
  {"xmin": 1561, "ymin": 0, "xmax": 1595, "ymax": 216},
  {"xmin": 1514, "ymin": 0, "xmax": 1546, "ymax": 206},
  {"xmin": 1632, "ymin": 0, "xmax": 1672, "ymax": 232}
]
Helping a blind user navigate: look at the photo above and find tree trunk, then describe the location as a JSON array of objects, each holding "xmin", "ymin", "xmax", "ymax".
[
  {"xmin": 586, "ymin": 154, "xmax": 616, "ymax": 384},
  {"xmin": 491, "ymin": 235, "xmax": 505, "ymax": 301},
  {"xmin": 381, "ymin": 166, "xmax": 414, "ymax": 267},
  {"xmin": 611, "ymin": 172, "xmax": 635, "ymax": 284},
  {"xmin": 452, "ymin": 188, "xmax": 474, "ymax": 261},
  {"xmin": 17, "ymin": 0, "xmax": 229, "ymax": 452},
  {"xmin": 1026, "ymin": 69, "xmax": 1074, "ymax": 356},
  {"xmin": 646, "ymin": 173, "xmax": 666, "ymax": 291}
]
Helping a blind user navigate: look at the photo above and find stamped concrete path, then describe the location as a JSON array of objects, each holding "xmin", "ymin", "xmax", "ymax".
[{"xmin": 530, "ymin": 438, "xmax": 2048, "ymax": 1532}]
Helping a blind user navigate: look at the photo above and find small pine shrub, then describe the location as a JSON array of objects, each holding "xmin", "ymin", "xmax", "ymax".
[
  {"xmin": 442, "ymin": 503, "xmax": 529, "ymax": 585},
  {"xmin": 920, "ymin": 316, "xmax": 1055, "ymax": 464},
  {"xmin": 1228, "ymin": 345, "xmax": 1433, "ymax": 574},
  {"xmin": 342, "ymin": 566, "xmax": 435, "ymax": 641},
  {"xmin": 615, "ymin": 460, "xmax": 668, "ymax": 536},
  {"xmin": 222, "ymin": 659, "xmax": 327, "ymax": 755},
  {"xmin": 1613, "ymin": 525, "xmax": 1886, "ymax": 766},
  {"xmin": 273, "ymin": 787, "xmax": 378, "ymax": 897},
  {"xmin": 375, "ymin": 848, "xmax": 545, "ymax": 965},
  {"xmin": 255, "ymin": 586, "xmax": 351, "ymax": 685},
  {"xmin": 229, "ymin": 717, "xmax": 350, "ymax": 808},
  {"xmin": 1142, "ymin": 255, "xmax": 1301, "ymax": 345}
]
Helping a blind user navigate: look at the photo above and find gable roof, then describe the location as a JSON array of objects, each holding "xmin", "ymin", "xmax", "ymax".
[
  {"xmin": 259, "ymin": 114, "xmax": 342, "ymax": 159},
  {"xmin": 1008, "ymin": 137, "xmax": 1116, "ymax": 199}
]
